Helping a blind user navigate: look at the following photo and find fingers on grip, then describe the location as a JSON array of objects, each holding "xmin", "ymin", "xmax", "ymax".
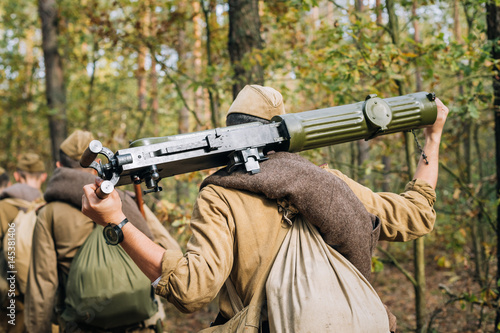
[{"xmin": 96, "ymin": 180, "xmax": 114, "ymax": 200}]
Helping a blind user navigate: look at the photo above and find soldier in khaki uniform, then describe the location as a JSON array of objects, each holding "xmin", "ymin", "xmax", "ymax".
[
  {"xmin": 1, "ymin": 153, "xmax": 47, "ymax": 333},
  {"xmin": 82, "ymin": 86, "xmax": 449, "ymax": 332},
  {"xmin": 24, "ymin": 130, "xmax": 181, "ymax": 333},
  {"xmin": 0, "ymin": 154, "xmax": 47, "ymax": 236}
]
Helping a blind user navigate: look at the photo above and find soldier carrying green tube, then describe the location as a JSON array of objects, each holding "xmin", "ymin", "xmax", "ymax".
[{"xmin": 80, "ymin": 85, "xmax": 449, "ymax": 333}]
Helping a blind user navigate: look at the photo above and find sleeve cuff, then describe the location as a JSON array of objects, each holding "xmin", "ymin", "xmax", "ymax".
[
  {"xmin": 405, "ymin": 179, "xmax": 436, "ymax": 206},
  {"xmin": 154, "ymin": 249, "xmax": 185, "ymax": 297}
]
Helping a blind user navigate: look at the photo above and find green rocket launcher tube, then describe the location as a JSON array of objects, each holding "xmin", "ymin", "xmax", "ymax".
[
  {"xmin": 274, "ymin": 92, "xmax": 437, "ymax": 152},
  {"xmin": 80, "ymin": 92, "xmax": 437, "ymax": 195}
]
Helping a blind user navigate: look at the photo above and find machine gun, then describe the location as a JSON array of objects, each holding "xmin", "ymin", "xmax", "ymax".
[{"xmin": 80, "ymin": 92, "xmax": 437, "ymax": 198}]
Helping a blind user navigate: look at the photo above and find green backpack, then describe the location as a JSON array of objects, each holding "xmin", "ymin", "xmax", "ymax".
[{"xmin": 61, "ymin": 224, "xmax": 158, "ymax": 329}]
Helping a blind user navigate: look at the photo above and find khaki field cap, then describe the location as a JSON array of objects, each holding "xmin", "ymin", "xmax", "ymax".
[
  {"xmin": 227, "ymin": 85, "xmax": 286, "ymax": 120},
  {"xmin": 60, "ymin": 130, "xmax": 94, "ymax": 161},
  {"xmin": 17, "ymin": 153, "xmax": 46, "ymax": 173},
  {"xmin": 0, "ymin": 167, "xmax": 5, "ymax": 174}
]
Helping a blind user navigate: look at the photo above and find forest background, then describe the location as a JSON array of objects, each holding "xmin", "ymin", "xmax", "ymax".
[{"xmin": 1, "ymin": 0, "xmax": 500, "ymax": 332}]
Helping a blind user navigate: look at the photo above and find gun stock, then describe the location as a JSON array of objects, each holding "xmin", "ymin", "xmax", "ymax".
[{"xmin": 81, "ymin": 92, "xmax": 437, "ymax": 195}]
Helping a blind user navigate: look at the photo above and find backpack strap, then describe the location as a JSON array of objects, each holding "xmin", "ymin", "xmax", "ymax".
[
  {"xmin": 2, "ymin": 197, "xmax": 45, "ymax": 213},
  {"xmin": 205, "ymin": 211, "xmax": 292, "ymax": 333},
  {"xmin": 240, "ymin": 219, "xmax": 290, "ymax": 329},
  {"xmin": 2, "ymin": 198, "xmax": 32, "ymax": 211},
  {"xmin": 225, "ymin": 278, "xmax": 244, "ymax": 314}
]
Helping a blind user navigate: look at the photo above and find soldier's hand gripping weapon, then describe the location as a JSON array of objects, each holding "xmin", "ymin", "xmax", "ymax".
[{"xmin": 80, "ymin": 92, "xmax": 437, "ymax": 199}]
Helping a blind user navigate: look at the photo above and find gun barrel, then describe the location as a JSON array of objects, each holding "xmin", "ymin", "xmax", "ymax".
[{"xmin": 273, "ymin": 92, "xmax": 437, "ymax": 152}]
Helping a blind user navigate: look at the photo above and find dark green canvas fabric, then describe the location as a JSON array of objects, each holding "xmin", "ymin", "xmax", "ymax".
[{"xmin": 61, "ymin": 225, "xmax": 157, "ymax": 329}]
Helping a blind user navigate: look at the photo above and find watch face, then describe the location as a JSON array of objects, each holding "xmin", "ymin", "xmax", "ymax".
[{"xmin": 103, "ymin": 225, "xmax": 120, "ymax": 245}]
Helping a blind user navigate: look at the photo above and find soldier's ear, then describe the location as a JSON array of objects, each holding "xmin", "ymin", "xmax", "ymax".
[{"xmin": 13, "ymin": 171, "xmax": 20, "ymax": 182}]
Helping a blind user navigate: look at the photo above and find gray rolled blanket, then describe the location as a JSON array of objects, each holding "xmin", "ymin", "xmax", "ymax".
[{"xmin": 201, "ymin": 151, "xmax": 380, "ymax": 280}]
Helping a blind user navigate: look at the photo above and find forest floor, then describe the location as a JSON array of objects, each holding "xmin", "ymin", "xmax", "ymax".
[{"xmin": 160, "ymin": 254, "xmax": 496, "ymax": 333}]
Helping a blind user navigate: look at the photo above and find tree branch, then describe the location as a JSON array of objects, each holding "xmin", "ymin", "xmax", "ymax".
[
  {"xmin": 440, "ymin": 162, "xmax": 495, "ymax": 231},
  {"xmin": 376, "ymin": 245, "xmax": 417, "ymax": 286}
]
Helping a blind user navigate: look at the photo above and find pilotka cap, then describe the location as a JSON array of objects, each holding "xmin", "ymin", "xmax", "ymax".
[
  {"xmin": 227, "ymin": 85, "xmax": 286, "ymax": 120},
  {"xmin": 17, "ymin": 153, "xmax": 46, "ymax": 173},
  {"xmin": 60, "ymin": 130, "xmax": 94, "ymax": 161}
]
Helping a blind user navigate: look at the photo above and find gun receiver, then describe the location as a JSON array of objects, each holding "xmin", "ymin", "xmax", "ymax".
[{"xmin": 80, "ymin": 92, "xmax": 437, "ymax": 197}]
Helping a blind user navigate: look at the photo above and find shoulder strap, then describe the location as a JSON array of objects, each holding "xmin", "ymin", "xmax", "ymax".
[
  {"xmin": 204, "ymin": 214, "xmax": 291, "ymax": 333},
  {"xmin": 225, "ymin": 278, "xmax": 244, "ymax": 314},
  {"xmin": 3, "ymin": 197, "xmax": 45, "ymax": 212},
  {"xmin": 240, "ymin": 221, "xmax": 290, "ymax": 329},
  {"xmin": 2, "ymin": 198, "xmax": 32, "ymax": 210}
]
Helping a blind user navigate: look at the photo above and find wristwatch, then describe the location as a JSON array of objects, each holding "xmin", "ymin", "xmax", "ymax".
[{"xmin": 103, "ymin": 218, "xmax": 129, "ymax": 245}]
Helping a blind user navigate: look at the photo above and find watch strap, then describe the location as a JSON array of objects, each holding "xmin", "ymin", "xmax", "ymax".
[{"xmin": 116, "ymin": 217, "xmax": 129, "ymax": 230}]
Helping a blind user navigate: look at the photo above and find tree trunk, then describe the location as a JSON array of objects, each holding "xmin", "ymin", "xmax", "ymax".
[
  {"xmin": 228, "ymin": 0, "xmax": 264, "ymax": 99},
  {"xmin": 356, "ymin": 2, "xmax": 368, "ymax": 184},
  {"xmin": 137, "ymin": 4, "xmax": 147, "ymax": 113},
  {"xmin": 85, "ymin": 39, "xmax": 98, "ymax": 130},
  {"xmin": 411, "ymin": 11, "xmax": 426, "ymax": 329},
  {"xmin": 150, "ymin": 53, "xmax": 159, "ymax": 136},
  {"xmin": 201, "ymin": 0, "xmax": 220, "ymax": 128},
  {"xmin": 459, "ymin": 0, "xmax": 487, "ymax": 286},
  {"xmin": 387, "ymin": 0, "xmax": 426, "ymax": 330},
  {"xmin": 134, "ymin": 1, "xmax": 148, "ymax": 139},
  {"xmin": 175, "ymin": 2, "xmax": 190, "ymax": 205},
  {"xmin": 24, "ymin": 29, "xmax": 35, "ymax": 113},
  {"xmin": 39, "ymin": 0, "xmax": 67, "ymax": 165},
  {"xmin": 193, "ymin": 1, "xmax": 205, "ymax": 129},
  {"xmin": 374, "ymin": 0, "xmax": 390, "ymax": 190},
  {"xmin": 382, "ymin": 155, "xmax": 391, "ymax": 192},
  {"xmin": 453, "ymin": 0, "xmax": 462, "ymax": 44},
  {"xmin": 355, "ymin": 0, "xmax": 364, "ymax": 12},
  {"xmin": 148, "ymin": 1, "xmax": 159, "ymax": 136},
  {"xmin": 357, "ymin": 140, "xmax": 369, "ymax": 183},
  {"xmin": 486, "ymin": 1, "xmax": 500, "ymax": 330},
  {"xmin": 412, "ymin": 0, "xmax": 422, "ymax": 92},
  {"xmin": 375, "ymin": 0, "xmax": 382, "ymax": 25},
  {"xmin": 350, "ymin": 141, "xmax": 358, "ymax": 181}
]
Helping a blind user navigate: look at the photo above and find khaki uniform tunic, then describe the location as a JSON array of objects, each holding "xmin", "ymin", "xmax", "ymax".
[
  {"xmin": 0, "ymin": 201, "xmax": 21, "ymax": 241},
  {"xmin": 156, "ymin": 170, "xmax": 436, "ymax": 322}
]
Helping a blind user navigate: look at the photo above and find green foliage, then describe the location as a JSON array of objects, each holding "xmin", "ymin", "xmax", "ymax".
[
  {"xmin": 371, "ymin": 256, "xmax": 385, "ymax": 273},
  {"xmin": 0, "ymin": 0, "xmax": 498, "ymax": 330}
]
